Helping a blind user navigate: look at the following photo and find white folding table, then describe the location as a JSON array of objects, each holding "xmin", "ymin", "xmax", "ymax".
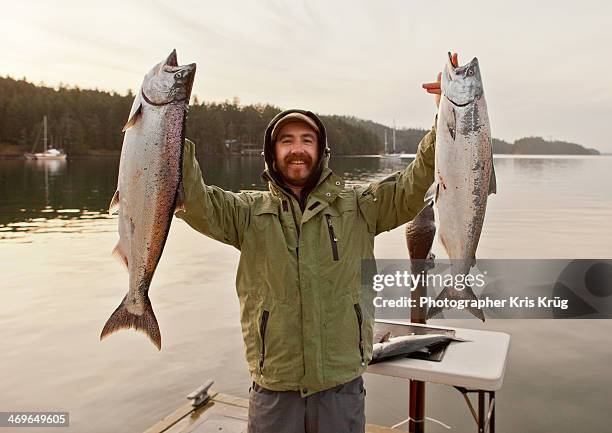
[{"xmin": 367, "ymin": 320, "xmax": 511, "ymax": 433}]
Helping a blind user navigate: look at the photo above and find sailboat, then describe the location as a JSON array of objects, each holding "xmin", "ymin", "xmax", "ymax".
[
  {"xmin": 24, "ymin": 116, "xmax": 67, "ymax": 160},
  {"xmin": 381, "ymin": 120, "xmax": 401, "ymax": 159}
]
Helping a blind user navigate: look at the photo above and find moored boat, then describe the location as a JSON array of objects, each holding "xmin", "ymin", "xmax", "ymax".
[{"xmin": 24, "ymin": 116, "xmax": 68, "ymax": 160}]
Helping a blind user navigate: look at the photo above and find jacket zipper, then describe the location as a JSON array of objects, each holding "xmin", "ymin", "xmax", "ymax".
[
  {"xmin": 288, "ymin": 197, "xmax": 301, "ymax": 262},
  {"xmin": 354, "ymin": 304, "xmax": 365, "ymax": 366},
  {"xmin": 288, "ymin": 198, "xmax": 301, "ymax": 238},
  {"xmin": 325, "ymin": 214, "xmax": 339, "ymax": 261},
  {"xmin": 259, "ymin": 310, "xmax": 270, "ymax": 374}
]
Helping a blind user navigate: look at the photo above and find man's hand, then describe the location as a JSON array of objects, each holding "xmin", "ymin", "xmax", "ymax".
[{"xmin": 422, "ymin": 53, "xmax": 459, "ymax": 108}]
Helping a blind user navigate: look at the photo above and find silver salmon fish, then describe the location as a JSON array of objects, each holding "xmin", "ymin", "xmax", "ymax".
[
  {"xmin": 370, "ymin": 333, "xmax": 466, "ymax": 364},
  {"xmin": 426, "ymin": 53, "xmax": 496, "ymax": 321},
  {"xmin": 100, "ymin": 50, "xmax": 196, "ymax": 350}
]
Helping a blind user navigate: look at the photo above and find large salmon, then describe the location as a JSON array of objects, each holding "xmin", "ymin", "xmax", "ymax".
[
  {"xmin": 426, "ymin": 53, "xmax": 496, "ymax": 321},
  {"xmin": 100, "ymin": 50, "xmax": 196, "ymax": 349}
]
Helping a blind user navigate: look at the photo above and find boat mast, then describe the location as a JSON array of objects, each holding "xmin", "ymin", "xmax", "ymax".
[
  {"xmin": 43, "ymin": 115, "xmax": 48, "ymax": 153},
  {"xmin": 392, "ymin": 119, "xmax": 396, "ymax": 154},
  {"xmin": 384, "ymin": 129, "xmax": 388, "ymax": 154}
]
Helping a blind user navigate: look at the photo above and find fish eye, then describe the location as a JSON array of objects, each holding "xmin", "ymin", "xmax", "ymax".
[
  {"xmin": 466, "ymin": 67, "xmax": 474, "ymax": 77},
  {"xmin": 174, "ymin": 71, "xmax": 185, "ymax": 80}
]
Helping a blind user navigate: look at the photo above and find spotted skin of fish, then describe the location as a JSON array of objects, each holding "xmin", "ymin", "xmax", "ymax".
[
  {"xmin": 101, "ymin": 50, "xmax": 196, "ymax": 350},
  {"xmin": 426, "ymin": 53, "xmax": 496, "ymax": 321}
]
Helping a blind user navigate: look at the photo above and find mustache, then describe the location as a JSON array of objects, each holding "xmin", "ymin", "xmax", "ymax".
[{"xmin": 285, "ymin": 153, "xmax": 313, "ymax": 165}]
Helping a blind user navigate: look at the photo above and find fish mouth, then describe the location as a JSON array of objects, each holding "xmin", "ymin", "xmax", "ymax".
[
  {"xmin": 167, "ymin": 50, "xmax": 196, "ymax": 104},
  {"xmin": 184, "ymin": 64, "xmax": 196, "ymax": 102},
  {"xmin": 444, "ymin": 95, "xmax": 472, "ymax": 107},
  {"xmin": 443, "ymin": 52, "xmax": 482, "ymax": 106},
  {"xmin": 446, "ymin": 52, "xmax": 479, "ymax": 75}
]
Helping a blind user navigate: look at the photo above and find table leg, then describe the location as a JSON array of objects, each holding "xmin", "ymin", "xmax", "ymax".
[
  {"xmin": 409, "ymin": 380, "xmax": 425, "ymax": 433},
  {"xmin": 489, "ymin": 392, "xmax": 495, "ymax": 433},
  {"xmin": 478, "ymin": 391, "xmax": 485, "ymax": 433},
  {"xmin": 453, "ymin": 387, "xmax": 496, "ymax": 433}
]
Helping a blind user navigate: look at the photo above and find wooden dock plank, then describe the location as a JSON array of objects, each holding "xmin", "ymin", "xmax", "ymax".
[
  {"xmin": 142, "ymin": 401, "xmax": 199, "ymax": 433},
  {"xmin": 144, "ymin": 392, "xmax": 402, "ymax": 433},
  {"xmin": 211, "ymin": 393, "xmax": 249, "ymax": 409},
  {"xmin": 365, "ymin": 424, "xmax": 403, "ymax": 433}
]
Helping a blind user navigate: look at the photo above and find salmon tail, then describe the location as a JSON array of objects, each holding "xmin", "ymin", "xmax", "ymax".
[
  {"xmin": 426, "ymin": 284, "xmax": 485, "ymax": 322},
  {"xmin": 100, "ymin": 294, "xmax": 161, "ymax": 350}
]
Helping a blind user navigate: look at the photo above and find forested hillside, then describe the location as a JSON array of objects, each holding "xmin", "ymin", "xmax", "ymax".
[
  {"xmin": 0, "ymin": 76, "xmax": 599, "ymax": 156},
  {"xmin": 0, "ymin": 77, "xmax": 381, "ymax": 156}
]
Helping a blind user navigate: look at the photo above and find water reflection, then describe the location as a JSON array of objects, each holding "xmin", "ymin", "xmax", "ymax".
[
  {"xmin": 1, "ymin": 155, "xmax": 610, "ymax": 241},
  {"xmin": 0, "ymin": 158, "xmax": 118, "ymax": 238},
  {"xmin": 26, "ymin": 159, "xmax": 67, "ymax": 205}
]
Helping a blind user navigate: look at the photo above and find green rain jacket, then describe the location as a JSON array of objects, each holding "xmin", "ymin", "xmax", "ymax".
[{"xmin": 176, "ymin": 110, "xmax": 436, "ymax": 397}]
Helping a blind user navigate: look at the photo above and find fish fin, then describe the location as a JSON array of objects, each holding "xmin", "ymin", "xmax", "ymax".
[
  {"xmin": 450, "ymin": 336, "xmax": 472, "ymax": 343},
  {"xmin": 122, "ymin": 93, "xmax": 143, "ymax": 132},
  {"xmin": 379, "ymin": 331, "xmax": 391, "ymax": 343},
  {"xmin": 425, "ymin": 302, "xmax": 444, "ymax": 321},
  {"xmin": 111, "ymin": 242, "xmax": 128, "ymax": 270},
  {"xmin": 447, "ymin": 106, "xmax": 456, "ymax": 140},
  {"xmin": 174, "ymin": 180, "xmax": 185, "ymax": 213},
  {"xmin": 426, "ymin": 284, "xmax": 486, "ymax": 322},
  {"xmin": 488, "ymin": 163, "xmax": 497, "ymax": 195},
  {"xmin": 122, "ymin": 103, "xmax": 142, "ymax": 132},
  {"xmin": 100, "ymin": 294, "xmax": 161, "ymax": 350},
  {"xmin": 424, "ymin": 182, "xmax": 439, "ymax": 203},
  {"xmin": 108, "ymin": 190, "xmax": 120, "ymax": 215}
]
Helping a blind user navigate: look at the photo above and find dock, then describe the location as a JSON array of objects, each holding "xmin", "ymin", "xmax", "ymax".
[{"xmin": 143, "ymin": 381, "xmax": 401, "ymax": 433}]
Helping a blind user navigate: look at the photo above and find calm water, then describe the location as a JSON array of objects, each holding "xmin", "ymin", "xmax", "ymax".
[{"xmin": 1, "ymin": 155, "xmax": 611, "ymax": 433}]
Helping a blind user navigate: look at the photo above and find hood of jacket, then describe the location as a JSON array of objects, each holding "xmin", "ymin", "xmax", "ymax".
[{"xmin": 262, "ymin": 109, "xmax": 331, "ymax": 201}]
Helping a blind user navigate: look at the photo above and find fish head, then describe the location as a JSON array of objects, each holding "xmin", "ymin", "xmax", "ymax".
[
  {"xmin": 140, "ymin": 49, "xmax": 196, "ymax": 106},
  {"xmin": 442, "ymin": 53, "xmax": 483, "ymax": 107}
]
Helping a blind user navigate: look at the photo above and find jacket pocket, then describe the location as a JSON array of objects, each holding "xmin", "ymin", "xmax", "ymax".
[
  {"xmin": 354, "ymin": 304, "xmax": 365, "ymax": 366},
  {"xmin": 259, "ymin": 310, "xmax": 270, "ymax": 375},
  {"xmin": 325, "ymin": 214, "xmax": 339, "ymax": 261}
]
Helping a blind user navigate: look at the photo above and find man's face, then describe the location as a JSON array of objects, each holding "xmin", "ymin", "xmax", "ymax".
[{"xmin": 274, "ymin": 121, "xmax": 319, "ymax": 187}]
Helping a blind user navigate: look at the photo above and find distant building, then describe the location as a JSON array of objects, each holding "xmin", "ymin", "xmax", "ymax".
[
  {"xmin": 239, "ymin": 142, "xmax": 261, "ymax": 156},
  {"xmin": 224, "ymin": 139, "xmax": 260, "ymax": 156}
]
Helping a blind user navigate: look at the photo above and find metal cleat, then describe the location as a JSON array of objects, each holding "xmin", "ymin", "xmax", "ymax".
[{"xmin": 187, "ymin": 380, "xmax": 214, "ymax": 407}]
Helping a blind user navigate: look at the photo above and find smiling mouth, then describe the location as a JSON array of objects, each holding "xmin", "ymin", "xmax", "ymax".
[{"xmin": 289, "ymin": 160, "xmax": 306, "ymax": 165}]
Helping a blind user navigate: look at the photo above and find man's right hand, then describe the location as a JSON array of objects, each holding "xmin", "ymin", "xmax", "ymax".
[{"xmin": 422, "ymin": 52, "xmax": 459, "ymax": 109}]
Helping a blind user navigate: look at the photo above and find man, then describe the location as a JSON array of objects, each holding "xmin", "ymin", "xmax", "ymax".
[{"xmin": 176, "ymin": 55, "xmax": 456, "ymax": 433}]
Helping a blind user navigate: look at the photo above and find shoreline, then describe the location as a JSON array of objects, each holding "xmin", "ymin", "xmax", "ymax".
[{"xmin": 0, "ymin": 150, "xmax": 605, "ymax": 160}]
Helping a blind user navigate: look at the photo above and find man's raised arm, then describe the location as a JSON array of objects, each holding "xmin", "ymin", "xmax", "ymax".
[
  {"xmin": 357, "ymin": 125, "xmax": 436, "ymax": 235},
  {"xmin": 175, "ymin": 139, "xmax": 251, "ymax": 249},
  {"xmin": 356, "ymin": 52, "xmax": 460, "ymax": 235}
]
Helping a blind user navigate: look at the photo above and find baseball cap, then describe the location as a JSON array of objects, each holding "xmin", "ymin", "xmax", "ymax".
[{"xmin": 271, "ymin": 112, "xmax": 320, "ymax": 141}]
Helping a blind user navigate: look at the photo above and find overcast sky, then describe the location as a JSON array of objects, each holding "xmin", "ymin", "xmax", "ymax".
[{"xmin": 1, "ymin": 0, "xmax": 610, "ymax": 152}]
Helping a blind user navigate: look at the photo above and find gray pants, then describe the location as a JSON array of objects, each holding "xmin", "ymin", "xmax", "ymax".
[{"xmin": 247, "ymin": 376, "xmax": 366, "ymax": 433}]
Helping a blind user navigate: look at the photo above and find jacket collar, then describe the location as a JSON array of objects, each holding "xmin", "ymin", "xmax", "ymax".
[{"xmin": 261, "ymin": 163, "xmax": 345, "ymax": 222}]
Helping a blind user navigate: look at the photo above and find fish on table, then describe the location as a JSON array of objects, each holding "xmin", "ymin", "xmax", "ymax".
[
  {"xmin": 425, "ymin": 53, "xmax": 497, "ymax": 321},
  {"xmin": 100, "ymin": 50, "xmax": 196, "ymax": 350},
  {"xmin": 370, "ymin": 332, "xmax": 467, "ymax": 364}
]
